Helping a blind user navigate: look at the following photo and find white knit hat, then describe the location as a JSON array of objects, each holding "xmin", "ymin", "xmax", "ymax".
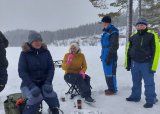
[{"xmin": 69, "ymin": 42, "xmax": 80, "ymax": 53}]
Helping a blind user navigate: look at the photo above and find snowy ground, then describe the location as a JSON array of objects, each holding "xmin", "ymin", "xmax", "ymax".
[{"xmin": 0, "ymin": 45, "xmax": 160, "ymax": 114}]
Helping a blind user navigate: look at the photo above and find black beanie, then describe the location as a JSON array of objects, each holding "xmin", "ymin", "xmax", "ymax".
[{"xmin": 101, "ymin": 16, "xmax": 111, "ymax": 23}]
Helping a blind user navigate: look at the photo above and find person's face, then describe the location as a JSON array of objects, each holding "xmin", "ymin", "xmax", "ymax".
[
  {"xmin": 136, "ymin": 24, "xmax": 147, "ymax": 30},
  {"xmin": 31, "ymin": 40, "xmax": 42, "ymax": 49},
  {"xmin": 70, "ymin": 46, "xmax": 77, "ymax": 54},
  {"xmin": 101, "ymin": 22, "xmax": 109, "ymax": 28}
]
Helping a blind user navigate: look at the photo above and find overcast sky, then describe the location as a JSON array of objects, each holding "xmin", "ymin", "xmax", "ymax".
[{"xmin": 0, "ymin": 0, "xmax": 116, "ymax": 32}]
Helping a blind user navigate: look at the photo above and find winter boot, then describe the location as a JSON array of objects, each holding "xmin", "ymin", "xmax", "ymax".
[
  {"xmin": 143, "ymin": 103, "xmax": 153, "ymax": 108},
  {"xmin": 105, "ymin": 89, "xmax": 115, "ymax": 95},
  {"xmin": 85, "ymin": 96, "xmax": 95, "ymax": 103},
  {"xmin": 50, "ymin": 107, "xmax": 59, "ymax": 114},
  {"xmin": 126, "ymin": 97, "xmax": 140, "ymax": 102}
]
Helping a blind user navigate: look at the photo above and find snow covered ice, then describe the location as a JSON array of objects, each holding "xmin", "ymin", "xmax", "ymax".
[{"xmin": 0, "ymin": 45, "xmax": 160, "ymax": 114}]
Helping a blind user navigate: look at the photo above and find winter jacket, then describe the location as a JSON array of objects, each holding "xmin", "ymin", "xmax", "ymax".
[
  {"xmin": 0, "ymin": 31, "xmax": 8, "ymax": 67},
  {"xmin": 101, "ymin": 24, "xmax": 119, "ymax": 62},
  {"xmin": 125, "ymin": 29, "xmax": 160, "ymax": 72},
  {"xmin": 62, "ymin": 53, "xmax": 87, "ymax": 74},
  {"xmin": 0, "ymin": 31, "xmax": 8, "ymax": 85},
  {"xmin": 18, "ymin": 43, "xmax": 55, "ymax": 89}
]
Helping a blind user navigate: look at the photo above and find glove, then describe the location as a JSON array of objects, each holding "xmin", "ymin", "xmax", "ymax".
[
  {"xmin": 0, "ymin": 85, "xmax": 5, "ymax": 92},
  {"xmin": 28, "ymin": 83, "xmax": 36, "ymax": 90},
  {"xmin": 126, "ymin": 67, "xmax": 130, "ymax": 71},
  {"xmin": 106, "ymin": 51, "xmax": 113, "ymax": 65},
  {"xmin": 42, "ymin": 84, "xmax": 53, "ymax": 93},
  {"xmin": 67, "ymin": 54, "xmax": 74, "ymax": 64},
  {"xmin": 150, "ymin": 69, "xmax": 156, "ymax": 74},
  {"xmin": 100, "ymin": 56, "xmax": 102, "ymax": 61},
  {"xmin": 106, "ymin": 55, "xmax": 112, "ymax": 65},
  {"xmin": 30, "ymin": 86, "xmax": 41, "ymax": 97},
  {"xmin": 79, "ymin": 70, "xmax": 86, "ymax": 79}
]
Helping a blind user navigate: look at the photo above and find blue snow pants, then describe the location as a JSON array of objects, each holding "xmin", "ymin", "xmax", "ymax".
[
  {"xmin": 102, "ymin": 56, "xmax": 117, "ymax": 92},
  {"xmin": 130, "ymin": 61, "xmax": 157, "ymax": 104},
  {"xmin": 21, "ymin": 85, "xmax": 59, "ymax": 114}
]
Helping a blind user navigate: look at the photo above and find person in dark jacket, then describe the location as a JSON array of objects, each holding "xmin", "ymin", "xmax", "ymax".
[
  {"xmin": 100, "ymin": 16, "xmax": 119, "ymax": 95},
  {"xmin": 0, "ymin": 31, "xmax": 8, "ymax": 92},
  {"xmin": 18, "ymin": 31, "xmax": 60, "ymax": 114},
  {"xmin": 125, "ymin": 18, "xmax": 160, "ymax": 108}
]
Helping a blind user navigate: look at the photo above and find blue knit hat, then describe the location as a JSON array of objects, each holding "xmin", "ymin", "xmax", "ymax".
[
  {"xmin": 28, "ymin": 31, "xmax": 42, "ymax": 44},
  {"xmin": 136, "ymin": 17, "xmax": 148, "ymax": 26}
]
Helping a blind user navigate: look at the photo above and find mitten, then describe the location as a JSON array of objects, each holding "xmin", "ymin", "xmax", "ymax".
[
  {"xmin": 42, "ymin": 84, "xmax": 53, "ymax": 93},
  {"xmin": 30, "ymin": 86, "xmax": 41, "ymax": 97},
  {"xmin": 67, "ymin": 54, "xmax": 74, "ymax": 64},
  {"xmin": 79, "ymin": 70, "xmax": 86, "ymax": 79}
]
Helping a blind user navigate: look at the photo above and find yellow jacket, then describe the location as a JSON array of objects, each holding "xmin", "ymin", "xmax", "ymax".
[{"xmin": 62, "ymin": 53, "xmax": 87, "ymax": 74}]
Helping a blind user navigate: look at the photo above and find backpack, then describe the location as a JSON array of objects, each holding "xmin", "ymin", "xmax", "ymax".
[
  {"xmin": 4, "ymin": 93, "xmax": 42, "ymax": 114},
  {"xmin": 4, "ymin": 93, "xmax": 26, "ymax": 114}
]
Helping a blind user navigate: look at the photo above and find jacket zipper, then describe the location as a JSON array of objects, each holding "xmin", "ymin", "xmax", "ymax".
[{"xmin": 140, "ymin": 37, "xmax": 143, "ymax": 46}]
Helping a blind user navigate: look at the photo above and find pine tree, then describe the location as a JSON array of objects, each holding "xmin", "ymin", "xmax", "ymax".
[{"xmin": 141, "ymin": 0, "xmax": 160, "ymax": 30}]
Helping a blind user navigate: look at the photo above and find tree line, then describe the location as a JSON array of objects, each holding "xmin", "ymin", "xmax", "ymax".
[{"xmin": 4, "ymin": 15, "xmax": 128, "ymax": 47}]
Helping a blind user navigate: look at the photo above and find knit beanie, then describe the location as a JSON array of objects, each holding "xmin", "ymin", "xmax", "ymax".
[
  {"xmin": 101, "ymin": 15, "xmax": 111, "ymax": 23},
  {"xmin": 136, "ymin": 17, "xmax": 148, "ymax": 26},
  {"xmin": 28, "ymin": 31, "xmax": 42, "ymax": 44},
  {"xmin": 69, "ymin": 42, "xmax": 80, "ymax": 53}
]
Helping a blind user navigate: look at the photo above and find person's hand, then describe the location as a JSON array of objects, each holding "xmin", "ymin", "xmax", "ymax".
[
  {"xmin": 100, "ymin": 56, "xmax": 102, "ymax": 61},
  {"xmin": 30, "ymin": 86, "xmax": 41, "ymax": 97},
  {"xmin": 126, "ymin": 67, "xmax": 130, "ymax": 71},
  {"xmin": 79, "ymin": 70, "xmax": 86, "ymax": 79},
  {"xmin": 150, "ymin": 69, "xmax": 156, "ymax": 74},
  {"xmin": 106, "ymin": 53, "xmax": 112, "ymax": 65},
  {"xmin": 67, "ymin": 54, "xmax": 74, "ymax": 64},
  {"xmin": 106, "ymin": 57, "xmax": 111, "ymax": 65},
  {"xmin": 106, "ymin": 55, "xmax": 112, "ymax": 65},
  {"xmin": 42, "ymin": 84, "xmax": 53, "ymax": 93}
]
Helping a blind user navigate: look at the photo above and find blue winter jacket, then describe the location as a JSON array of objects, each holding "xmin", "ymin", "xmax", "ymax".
[
  {"xmin": 18, "ymin": 43, "xmax": 55, "ymax": 89},
  {"xmin": 101, "ymin": 24, "xmax": 119, "ymax": 61},
  {"xmin": 101, "ymin": 24, "xmax": 119, "ymax": 75}
]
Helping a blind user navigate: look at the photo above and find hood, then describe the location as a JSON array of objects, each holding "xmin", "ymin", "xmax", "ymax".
[{"xmin": 21, "ymin": 42, "xmax": 47, "ymax": 52}]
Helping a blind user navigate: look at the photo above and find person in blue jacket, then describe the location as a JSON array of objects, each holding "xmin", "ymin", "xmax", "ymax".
[
  {"xmin": 18, "ymin": 31, "xmax": 60, "ymax": 114},
  {"xmin": 100, "ymin": 16, "xmax": 119, "ymax": 95}
]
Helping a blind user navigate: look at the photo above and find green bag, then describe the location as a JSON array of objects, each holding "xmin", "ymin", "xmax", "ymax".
[
  {"xmin": 4, "ymin": 93, "xmax": 42, "ymax": 114},
  {"xmin": 4, "ymin": 93, "xmax": 26, "ymax": 114}
]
